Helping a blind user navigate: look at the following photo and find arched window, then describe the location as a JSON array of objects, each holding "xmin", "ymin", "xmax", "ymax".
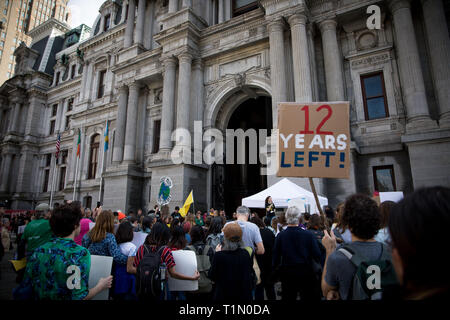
[{"xmin": 88, "ymin": 134, "xmax": 100, "ymax": 179}]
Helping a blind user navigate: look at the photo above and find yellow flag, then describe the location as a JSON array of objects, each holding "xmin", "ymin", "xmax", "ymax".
[
  {"xmin": 179, "ymin": 190, "xmax": 193, "ymax": 217},
  {"xmin": 10, "ymin": 258, "xmax": 27, "ymax": 271}
]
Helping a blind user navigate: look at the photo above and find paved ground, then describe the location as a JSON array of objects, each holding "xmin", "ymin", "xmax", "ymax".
[{"xmin": 0, "ymin": 238, "xmax": 17, "ymax": 300}]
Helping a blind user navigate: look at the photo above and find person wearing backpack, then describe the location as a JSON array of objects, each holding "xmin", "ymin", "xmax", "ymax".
[
  {"xmin": 134, "ymin": 222, "xmax": 200, "ymax": 301},
  {"xmin": 208, "ymin": 222, "xmax": 254, "ymax": 302},
  {"xmin": 321, "ymin": 194, "xmax": 398, "ymax": 300},
  {"xmin": 185, "ymin": 225, "xmax": 215, "ymax": 302},
  {"xmin": 205, "ymin": 217, "xmax": 223, "ymax": 249}
]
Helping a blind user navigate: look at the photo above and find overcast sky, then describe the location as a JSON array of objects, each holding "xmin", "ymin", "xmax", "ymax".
[{"xmin": 68, "ymin": 0, "xmax": 105, "ymax": 28}]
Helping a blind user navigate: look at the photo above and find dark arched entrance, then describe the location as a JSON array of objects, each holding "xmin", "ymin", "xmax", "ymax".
[{"xmin": 212, "ymin": 96, "xmax": 272, "ymax": 216}]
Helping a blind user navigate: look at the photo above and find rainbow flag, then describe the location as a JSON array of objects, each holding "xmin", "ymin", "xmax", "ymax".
[
  {"xmin": 104, "ymin": 121, "xmax": 109, "ymax": 152},
  {"xmin": 76, "ymin": 129, "xmax": 81, "ymax": 157}
]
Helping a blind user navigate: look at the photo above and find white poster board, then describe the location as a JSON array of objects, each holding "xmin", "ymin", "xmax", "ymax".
[
  {"xmin": 18, "ymin": 225, "xmax": 26, "ymax": 235},
  {"xmin": 88, "ymin": 255, "xmax": 113, "ymax": 300},
  {"xmin": 379, "ymin": 191, "xmax": 404, "ymax": 203},
  {"xmin": 132, "ymin": 232, "xmax": 148, "ymax": 249},
  {"xmin": 167, "ymin": 250, "xmax": 198, "ymax": 292}
]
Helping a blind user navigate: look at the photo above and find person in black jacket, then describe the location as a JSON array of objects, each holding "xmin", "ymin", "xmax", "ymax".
[
  {"xmin": 273, "ymin": 206, "xmax": 322, "ymax": 301},
  {"xmin": 208, "ymin": 222, "xmax": 254, "ymax": 302}
]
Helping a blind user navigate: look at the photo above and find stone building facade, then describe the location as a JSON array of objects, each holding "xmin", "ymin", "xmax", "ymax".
[
  {"xmin": 0, "ymin": 0, "xmax": 72, "ymax": 85},
  {"xmin": 1, "ymin": 0, "xmax": 450, "ymax": 214}
]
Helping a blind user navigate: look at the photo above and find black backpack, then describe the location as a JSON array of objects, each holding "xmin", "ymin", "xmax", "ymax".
[{"xmin": 136, "ymin": 245, "xmax": 166, "ymax": 299}]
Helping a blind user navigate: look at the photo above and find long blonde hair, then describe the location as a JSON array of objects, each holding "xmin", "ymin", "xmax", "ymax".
[{"xmin": 89, "ymin": 210, "xmax": 114, "ymax": 242}]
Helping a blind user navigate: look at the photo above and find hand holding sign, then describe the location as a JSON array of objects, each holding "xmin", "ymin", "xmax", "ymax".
[{"xmin": 277, "ymin": 102, "xmax": 350, "ymax": 179}]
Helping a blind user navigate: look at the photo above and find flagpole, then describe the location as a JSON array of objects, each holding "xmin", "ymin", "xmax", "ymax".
[
  {"xmin": 72, "ymin": 154, "xmax": 79, "ymax": 201},
  {"xmin": 50, "ymin": 131, "xmax": 60, "ymax": 208},
  {"xmin": 192, "ymin": 190, "xmax": 195, "ymax": 215},
  {"xmin": 99, "ymin": 119, "xmax": 108, "ymax": 203}
]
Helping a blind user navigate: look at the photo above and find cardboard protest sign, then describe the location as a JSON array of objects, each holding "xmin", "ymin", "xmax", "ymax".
[
  {"xmin": 88, "ymin": 255, "xmax": 113, "ymax": 300},
  {"xmin": 167, "ymin": 250, "xmax": 198, "ymax": 292},
  {"xmin": 277, "ymin": 102, "xmax": 350, "ymax": 179},
  {"xmin": 131, "ymin": 232, "xmax": 148, "ymax": 249}
]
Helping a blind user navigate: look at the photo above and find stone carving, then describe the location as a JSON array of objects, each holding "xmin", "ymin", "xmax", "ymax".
[
  {"xmin": 234, "ymin": 72, "xmax": 246, "ymax": 87},
  {"xmin": 154, "ymin": 88, "xmax": 163, "ymax": 104},
  {"xmin": 351, "ymin": 53, "xmax": 389, "ymax": 67},
  {"xmin": 356, "ymin": 31, "xmax": 378, "ymax": 51}
]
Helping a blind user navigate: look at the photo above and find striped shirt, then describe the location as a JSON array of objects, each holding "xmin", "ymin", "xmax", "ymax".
[{"xmin": 134, "ymin": 245, "xmax": 176, "ymax": 270}]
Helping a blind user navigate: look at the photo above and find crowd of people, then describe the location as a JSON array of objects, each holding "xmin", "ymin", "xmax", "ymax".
[{"xmin": 1, "ymin": 186, "xmax": 449, "ymax": 301}]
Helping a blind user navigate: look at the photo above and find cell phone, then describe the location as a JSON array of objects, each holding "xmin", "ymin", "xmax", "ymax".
[{"xmin": 96, "ymin": 201, "xmax": 101, "ymax": 208}]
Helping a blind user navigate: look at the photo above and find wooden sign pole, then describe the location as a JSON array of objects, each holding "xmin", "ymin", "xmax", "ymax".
[{"xmin": 308, "ymin": 177, "xmax": 324, "ymax": 216}]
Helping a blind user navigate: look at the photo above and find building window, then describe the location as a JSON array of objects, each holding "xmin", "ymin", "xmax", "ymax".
[
  {"xmin": 70, "ymin": 64, "xmax": 76, "ymax": 79},
  {"xmin": 373, "ymin": 165, "xmax": 396, "ymax": 192},
  {"xmin": 49, "ymin": 119, "xmax": 56, "ymax": 134},
  {"xmin": 52, "ymin": 104, "xmax": 58, "ymax": 116},
  {"xmin": 45, "ymin": 153, "xmax": 52, "ymax": 167},
  {"xmin": 61, "ymin": 150, "xmax": 68, "ymax": 164},
  {"xmin": 233, "ymin": 0, "xmax": 258, "ymax": 17},
  {"xmin": 55, "ymin": 71, "xmax": 60, "ymax": 86},
  {"xmin": 361, "ymin": 72, "xmax": 389, "ymax": 120},
  {"xmin": 97, "ymin": 70, "xmax": 106, "ymax": 99},
  {"xmin": 65, "ymin": 115, "xmax": 71, "ymax": 130},
  {"xmin": 152, "ymin": 119, "xmax": 161, "ymax": 154},
  {"xmin": 104, "ymin": 14, "xmax": 110, "ymax": 31},
  {"xmin": 58, "ymin": 166, "xmax": 66, "ymax": 191},
  {"xmin": 43, "ymin": 169, "xmax": 50, "ymax": 192},
  {"xmin": 67, "ymin": 98, "xmax": 73, "ymax": 111},
  {"xmin": 88, "ymin": 134, "xmax": 100, "ymax": 179}
]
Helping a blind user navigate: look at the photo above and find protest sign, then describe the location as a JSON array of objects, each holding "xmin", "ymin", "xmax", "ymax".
[
  {"xmin": 167, "ymin": 250, "xmax": 198, "ymax": 292},
  {"xmin": 88, "ymin": 255, "xmax": 113, "ymax": 300},
  {"xmin": 131, "ymin": 232, "xmax": 147, "ymax": 249},
  {"xmin": 277, "ymin": 102, "xmax": 350, "ymax": 179},
  {"xmin": 380, "ymin": 191, "xmax": 404, "ymax": 203}
]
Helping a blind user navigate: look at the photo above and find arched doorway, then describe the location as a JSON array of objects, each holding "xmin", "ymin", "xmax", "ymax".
[{"xmin": 212, "ymin": 95, "xmax": 272, "ymax": 216}]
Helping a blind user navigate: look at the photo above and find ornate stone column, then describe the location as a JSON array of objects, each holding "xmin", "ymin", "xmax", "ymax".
[
  {"xmin": 182, "ymin": 0, "xmax": 192, "ymax": 8},
  {"xmin": 0, "ymin": 153, "xmax": 12, "ymax": 192},
  {"xmin": 144, "ymin": 0, "xmax": 155, "ymax": 50},
  {"xmin": 176, "ymin": 52, "xmax": 193, "ymax": 131},
  {"xmin": 389, "ymin": 0, "xmax": 433, "ymax": 126},
  {"xmin": 124, "ymin": 0, "xmax": 136, "ymax": 47},
  {"xmin": 225, "ymin": 0, "xmax": 231, "ymax": 21},
  {"xmin": 268, "ymin": 18, "xmax": 288, "ymax": 127},
  {"xmin": 123, "ymin": 82, "xmax": 140, "ymax": 163},
  {"xmin": 421, "ymin": 0, "xmax": 450, "ymax": 125},
  {"xmin": 112, "ymin": 85, "xmax": 129, "ymax": 164},
  {"xmin": 218, "ymin": 0, "xmax": 224, "ymax": 24},
  {"xmin": 319, "ymin": 18, "xmax": 345, "ymax": 101},
  {"xmin": 134, "ymin": 0, "xmax": 146, "ymax": 46},
  {"xmin": 168, "ymin": 0, "xmax": 178, "ymax": 13},
  {"xmin": 10, "ymin": 99, "xmax": 22, "ymax": 133},
  {"xmin": 288, "ymin": 13, "xmax": 312, "ymax": 102},
  {"xmin": 159, "ymin": 57, "xmax": 177, "ymax": 152}
]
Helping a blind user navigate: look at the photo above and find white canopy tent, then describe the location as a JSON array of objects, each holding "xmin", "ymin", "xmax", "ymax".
[{"xmin": 241, "ymin": 178, "xmax": 328, "ymax": 214}]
